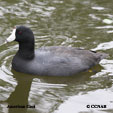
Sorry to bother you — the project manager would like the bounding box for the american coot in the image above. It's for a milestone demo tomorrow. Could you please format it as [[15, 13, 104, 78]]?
[[6, 26, 107, 76]]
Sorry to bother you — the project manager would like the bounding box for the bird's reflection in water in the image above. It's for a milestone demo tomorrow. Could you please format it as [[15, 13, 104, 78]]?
[[7, 70, 34, 113], [6, 64, 102, 113]]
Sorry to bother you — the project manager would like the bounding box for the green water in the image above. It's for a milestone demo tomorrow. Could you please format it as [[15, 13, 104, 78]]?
[[0, 0, 113, 113]]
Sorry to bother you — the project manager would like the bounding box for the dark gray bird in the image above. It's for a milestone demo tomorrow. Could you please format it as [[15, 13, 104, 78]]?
[[6, 26, 108, 76]]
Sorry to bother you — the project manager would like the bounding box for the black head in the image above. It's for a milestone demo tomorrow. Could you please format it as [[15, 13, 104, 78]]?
[[6, 26, 35, 59], [6, 26, 34, 43], [15, 26, 34, 43]]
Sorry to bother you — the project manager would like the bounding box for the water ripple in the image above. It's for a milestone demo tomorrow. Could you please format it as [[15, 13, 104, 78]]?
[[92, 41, 113, 51], [0, 0, 113, 113]]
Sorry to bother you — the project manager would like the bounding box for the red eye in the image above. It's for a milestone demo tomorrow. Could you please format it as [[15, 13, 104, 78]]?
[[18, 31, 22, 34]]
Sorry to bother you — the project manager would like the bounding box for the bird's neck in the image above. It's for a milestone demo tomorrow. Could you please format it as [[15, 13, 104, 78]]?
[[17, 42, 35, 60]]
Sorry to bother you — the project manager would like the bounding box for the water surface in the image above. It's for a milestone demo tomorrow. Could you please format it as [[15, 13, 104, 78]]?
[[0, 0, 113, 113]]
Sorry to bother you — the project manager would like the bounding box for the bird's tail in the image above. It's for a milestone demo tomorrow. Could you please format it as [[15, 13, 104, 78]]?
[[96, 52, 109, 60]]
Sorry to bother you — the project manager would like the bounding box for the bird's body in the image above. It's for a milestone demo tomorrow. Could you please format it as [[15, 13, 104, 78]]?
[[6, 26, 107, 76]]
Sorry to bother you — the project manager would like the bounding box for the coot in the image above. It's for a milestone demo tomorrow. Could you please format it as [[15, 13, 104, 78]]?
[[6, 26, 107, 76]]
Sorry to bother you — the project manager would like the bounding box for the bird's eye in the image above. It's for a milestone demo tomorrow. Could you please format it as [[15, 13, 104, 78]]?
[[18, 31, 22, 34]]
